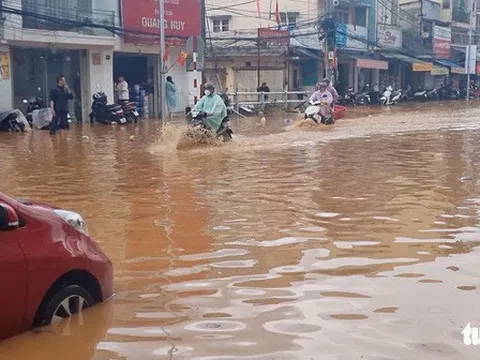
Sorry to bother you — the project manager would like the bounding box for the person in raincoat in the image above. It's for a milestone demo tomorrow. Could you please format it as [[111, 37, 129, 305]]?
[[192, 82, 227, 133], [166, 76, 177, 120]]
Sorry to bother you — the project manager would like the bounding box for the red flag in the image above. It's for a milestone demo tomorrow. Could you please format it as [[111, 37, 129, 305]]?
[[256, 0, 261, 17], [275, 0, 281, 25], [163, 46, 170, 62], [177, 51, 188, 66]]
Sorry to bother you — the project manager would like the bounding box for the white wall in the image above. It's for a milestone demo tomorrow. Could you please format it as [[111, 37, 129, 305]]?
[[0, 46, 13, 109], [206, 0, 322, 34]]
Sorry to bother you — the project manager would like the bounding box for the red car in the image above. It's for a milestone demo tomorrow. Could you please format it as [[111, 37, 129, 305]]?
[[0, 192, 113, 340]]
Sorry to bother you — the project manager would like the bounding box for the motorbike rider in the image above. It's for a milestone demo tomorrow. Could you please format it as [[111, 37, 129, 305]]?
[[322, 77, 339, 105], [309, 81, 333, 121], [192, 82, 227, 133]]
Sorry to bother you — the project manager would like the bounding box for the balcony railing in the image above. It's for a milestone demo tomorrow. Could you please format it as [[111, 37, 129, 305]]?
[[21, 1, 116, 37], [452, 8, 470, 23]]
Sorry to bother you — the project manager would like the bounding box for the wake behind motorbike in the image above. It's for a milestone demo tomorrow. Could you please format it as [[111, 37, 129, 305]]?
[[184, 110, 233, 143], [90, 92, 127, 125], [304, 100, 335, 125]]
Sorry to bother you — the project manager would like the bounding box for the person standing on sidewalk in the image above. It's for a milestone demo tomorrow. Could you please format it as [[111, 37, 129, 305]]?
[[116, 75, 130, 104], [49, 75, 73, 135]]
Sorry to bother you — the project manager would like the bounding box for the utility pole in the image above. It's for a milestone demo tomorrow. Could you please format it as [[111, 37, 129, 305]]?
[[419, 0, 424, 40], [324, 0, 332, 79], [159, 0, 166, 125], [466, 0, 476, 102]]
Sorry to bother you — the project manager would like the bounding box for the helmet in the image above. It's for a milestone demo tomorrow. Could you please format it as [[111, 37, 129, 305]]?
[[322, 78, 331, 85], [204, 82, 215, 93]]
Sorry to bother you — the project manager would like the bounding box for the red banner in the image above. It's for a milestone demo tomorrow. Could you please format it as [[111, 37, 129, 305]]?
[[122, 0, 202, 45], [258, 28, 289, 44], [433, 38, 451, 59]]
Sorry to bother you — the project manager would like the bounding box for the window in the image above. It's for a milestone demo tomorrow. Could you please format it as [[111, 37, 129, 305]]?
[[333, 9, 349, 24], [280, 13, 297, 29], [22, 0, 93, 31], [212, 18, 229, 33], [353, 6, 368, 27], [443, 0, 450, 9]]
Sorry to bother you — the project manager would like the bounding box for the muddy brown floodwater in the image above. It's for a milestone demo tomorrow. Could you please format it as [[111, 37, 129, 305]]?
[[1, 103, 480, 360]]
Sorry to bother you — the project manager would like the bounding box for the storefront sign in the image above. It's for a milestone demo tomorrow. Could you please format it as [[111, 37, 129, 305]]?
[[431, 65, 449, 75], [356, 58, 388, 70], [432, 25, 451, 59], [0, 51, 10, 80], [412, 62, 433, 72], [122, 0, 202, 45], [377, 25, 402, 49], [258, 28, 289, 45]]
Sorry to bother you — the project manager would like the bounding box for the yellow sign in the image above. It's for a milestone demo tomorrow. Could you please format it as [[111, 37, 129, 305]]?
[[412, 62, 433, 72], [0, 51, 10, 80]]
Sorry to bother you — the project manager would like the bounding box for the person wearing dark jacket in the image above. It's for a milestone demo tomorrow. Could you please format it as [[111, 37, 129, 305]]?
[[49, 75, 73, 135]]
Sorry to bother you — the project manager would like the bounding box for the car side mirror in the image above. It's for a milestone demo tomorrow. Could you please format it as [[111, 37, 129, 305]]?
[[0, 203, 20, 231]]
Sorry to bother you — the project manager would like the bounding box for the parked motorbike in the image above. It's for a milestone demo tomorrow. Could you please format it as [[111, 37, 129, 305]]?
[[304, 100, 334, 125], [0, 110, 25, 132], [355, 84, 372, 105], [120, 101, 139, 123], [90, 92, 127, 125], [402, 85, 415, 101], [414, 88, 438, 101], [438, 85, 461, 100], [380, 86, 402, 106], [184, 110, 233, 143], [338, 87, 357, 106]]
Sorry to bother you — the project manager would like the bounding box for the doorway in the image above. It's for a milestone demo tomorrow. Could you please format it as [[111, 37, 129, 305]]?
[[12, 48, 82, 121]]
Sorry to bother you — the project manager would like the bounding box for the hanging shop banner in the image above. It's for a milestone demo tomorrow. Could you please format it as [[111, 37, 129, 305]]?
[[431, 65, 449, 75], [122, 0, 202, 45], [412, 62, 433, 72], [465, 45, 477, 74], [377, 24, 402, 49], [258, 28, 289, 45], [0, 51, 10, 80], [356, 58, 388, 70], [432, 25, 451, 59]]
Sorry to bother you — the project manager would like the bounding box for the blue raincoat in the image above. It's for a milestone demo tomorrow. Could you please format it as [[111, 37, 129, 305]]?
[[166, 81, 177, 110]]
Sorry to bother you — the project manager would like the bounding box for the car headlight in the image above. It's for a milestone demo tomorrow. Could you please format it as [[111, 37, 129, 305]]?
[[53, 209, 88, 235]]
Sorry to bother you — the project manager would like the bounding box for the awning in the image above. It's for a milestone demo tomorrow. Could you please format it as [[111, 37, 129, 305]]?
[[294, 47, 323, 61], [346, 54, 388, 70], [431, 65, 449, 75], [381, 53, 433, 72], [435, 59, 465, 74]]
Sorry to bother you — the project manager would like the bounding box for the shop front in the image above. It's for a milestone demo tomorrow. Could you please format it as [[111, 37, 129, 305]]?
[[340, 53, 388, 92], [120, 0, 203, 117], [12, 47, 83, 121], [380, 53, 433, 89]]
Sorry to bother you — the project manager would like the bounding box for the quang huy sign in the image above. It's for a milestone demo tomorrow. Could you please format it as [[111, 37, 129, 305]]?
[[122, 0, 202, 45]]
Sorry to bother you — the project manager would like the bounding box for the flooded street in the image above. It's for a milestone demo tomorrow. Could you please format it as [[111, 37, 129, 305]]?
[[1, 103, 480, 359]]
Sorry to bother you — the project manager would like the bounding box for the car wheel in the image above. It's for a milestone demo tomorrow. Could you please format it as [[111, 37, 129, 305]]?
[[36, 285, 95, 327]]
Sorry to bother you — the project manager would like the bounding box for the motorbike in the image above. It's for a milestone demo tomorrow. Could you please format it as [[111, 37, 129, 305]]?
[[355, 85, 372, 105], [0, 110, 26, 132], [304, 100, 335, 125], [89, 92, 127, 125], [183, 110, 233, 143], [438, 85, 461, 100], [380, 86, 402, 106], [120, 101, 139, 123], [414, 88, 438, 101], [402, 86, 415, 101], [338, 87, 356, 106]]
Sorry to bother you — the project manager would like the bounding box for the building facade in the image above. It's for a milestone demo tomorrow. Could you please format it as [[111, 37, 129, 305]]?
[[0, 0, 203, 119]]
